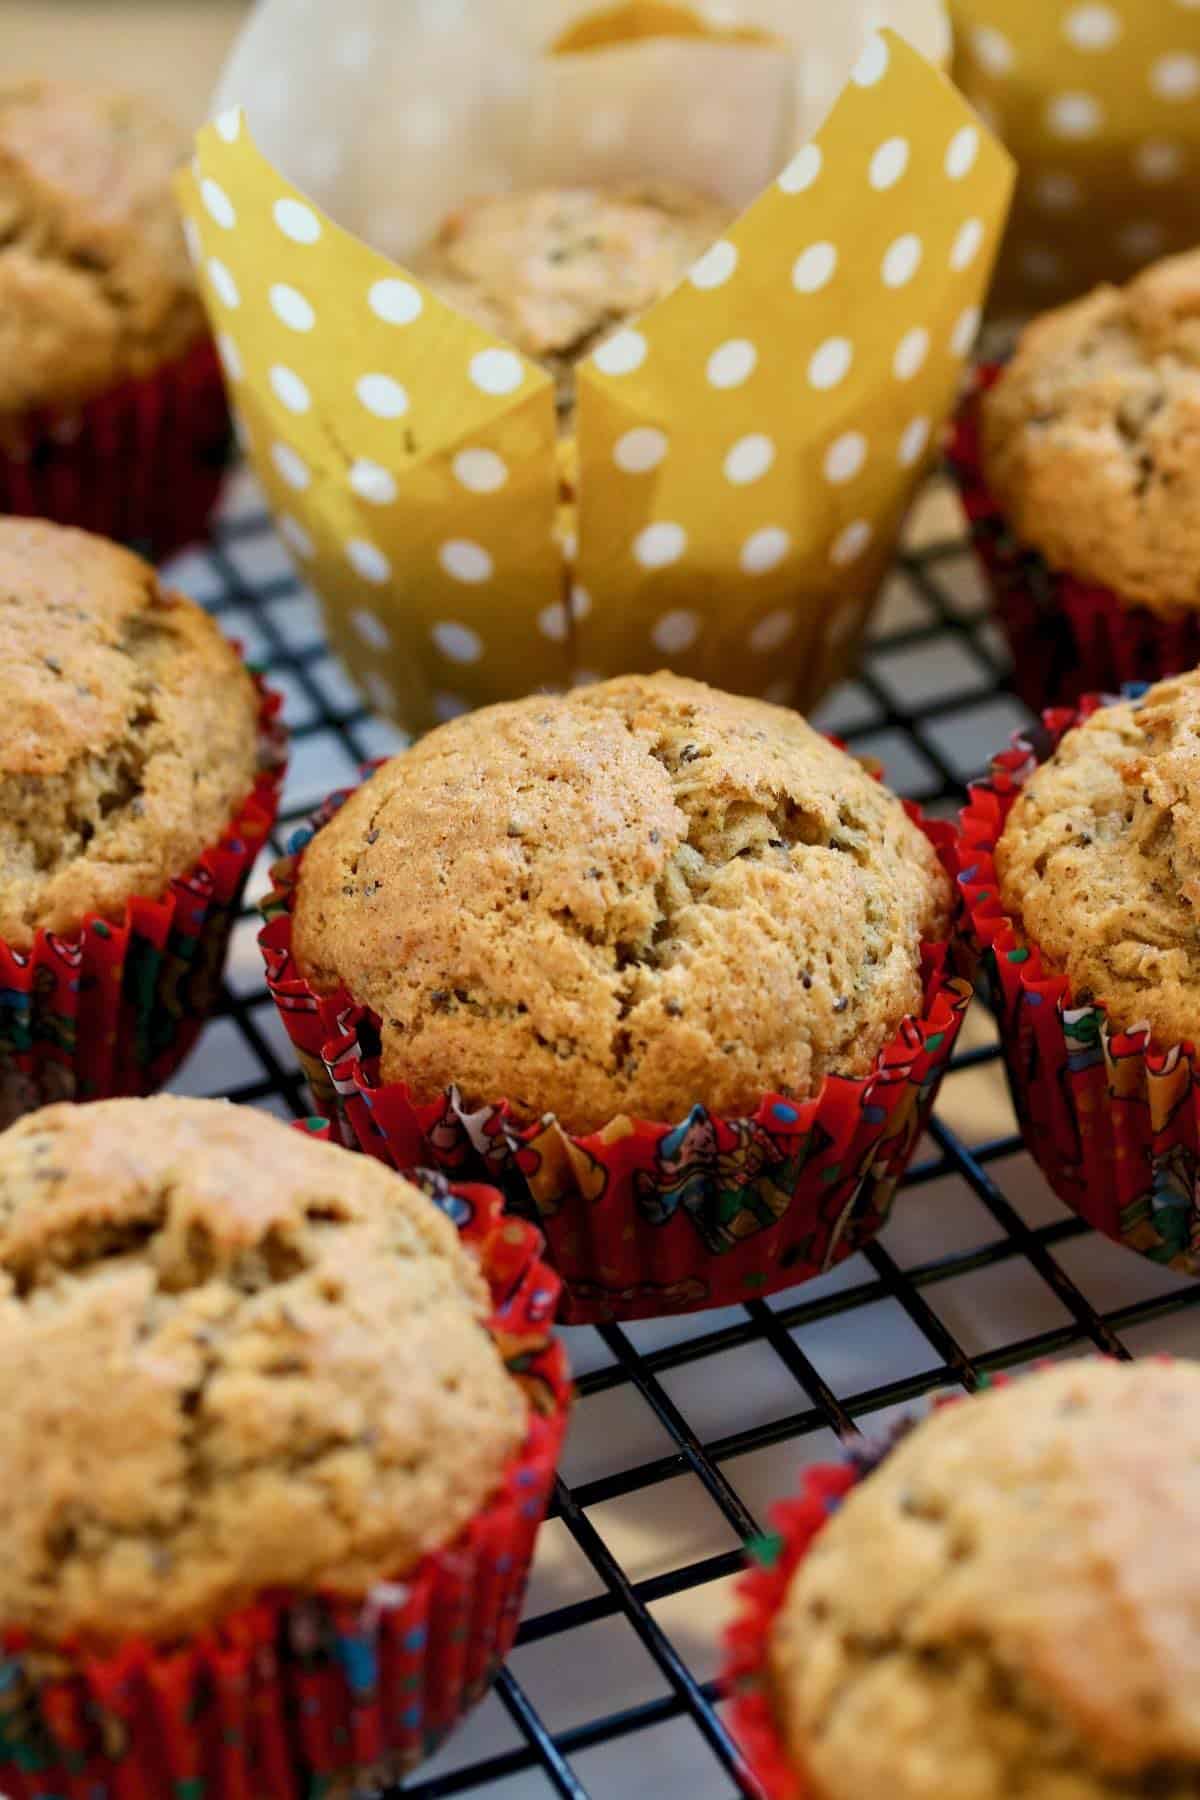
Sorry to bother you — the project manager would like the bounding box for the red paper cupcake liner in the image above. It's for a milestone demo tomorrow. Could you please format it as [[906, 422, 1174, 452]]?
[[257, 780, 971, 1326], [0, 1164, 571, 1798], [0, 677, 287, 1126], [949, 365, 1200, 713], [0, 336, 231, 558], [724, 1461, 860, 1800], [724, 1388, 993, 1800], [957, 694, 1200, 1275]]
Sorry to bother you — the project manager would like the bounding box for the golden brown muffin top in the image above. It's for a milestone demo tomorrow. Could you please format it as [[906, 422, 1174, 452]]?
[[0, 1097, 526, 1646], [0, 79, 206, 416], [996, 671, 1200, 1048], [982, 249, 1200, 615], [412, 183, 730, 417], [771, 1359, 1200, 1800], [0, 518, 260, 948], [292, 673, 950, 1133]]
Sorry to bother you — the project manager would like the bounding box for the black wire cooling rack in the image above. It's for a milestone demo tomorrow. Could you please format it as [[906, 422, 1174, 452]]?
[[161, 466, 1200, 1800]]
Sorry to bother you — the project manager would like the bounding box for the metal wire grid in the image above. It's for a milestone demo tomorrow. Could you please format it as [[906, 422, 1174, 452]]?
[[162, 469, 1200, 1800]]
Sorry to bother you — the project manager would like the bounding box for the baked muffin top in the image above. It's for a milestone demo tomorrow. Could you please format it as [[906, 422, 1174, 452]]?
[[0, 518, 260, 948], [412, 183, 730, 417], [0, 79, 205, 415], [771, 1359, 1200, 1800], [996, 670, 1200, 1047], [0, 1097, 527, 1645], [982, 249, 1200, 615], [292, 673, 950, 1133]]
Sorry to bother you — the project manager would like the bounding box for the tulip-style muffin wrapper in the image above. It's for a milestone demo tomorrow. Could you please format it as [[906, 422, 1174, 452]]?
[[0, 337, 232, 559], [958, 693, 1200, 1276], [951, 366, 1200, 713], [258, 783, 970, 1326], [180, 15, 1011, 732], [0, 1169, 570, 1800], [0, 681, 286, 1127]]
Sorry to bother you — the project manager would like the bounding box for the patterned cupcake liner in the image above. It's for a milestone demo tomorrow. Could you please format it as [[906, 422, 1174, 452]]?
[[257, 779, 971, 1326], [725, 1461, 860, 1800], [949, 366, 1200, 714], [0, 678, 287, 1127], [725, 1394, 987, 1800], [0, 1163, 571, 1799], [957, 692, 1200, 1276], [0, 337, 231, 558]]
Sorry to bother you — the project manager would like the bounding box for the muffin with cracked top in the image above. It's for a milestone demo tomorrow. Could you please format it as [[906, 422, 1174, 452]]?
[[262, 672, 968, 1323], [0, 1095, 567, 1797], [0, 516, 284, 1120], [957, 248, 1200, 708], [729, 1358, 1200, 1800], [0, 78, 229, 551]]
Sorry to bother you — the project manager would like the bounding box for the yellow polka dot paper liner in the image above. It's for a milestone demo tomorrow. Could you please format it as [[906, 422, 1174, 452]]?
[[180, 27, 1012, 731], [951, 0, 1200, 313]]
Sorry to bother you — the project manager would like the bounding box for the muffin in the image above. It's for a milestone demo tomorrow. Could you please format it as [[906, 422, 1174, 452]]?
[[954, 249, 1200, 709], [261, 673, 969, 1323], [958, 669, 1200, 1273], [731, 1358, 1200, 1800], [0, 1096, 568, 1797], [412, 182, 731, 422], [0, 79, 230, 553], [0, 517, 285, 1120]]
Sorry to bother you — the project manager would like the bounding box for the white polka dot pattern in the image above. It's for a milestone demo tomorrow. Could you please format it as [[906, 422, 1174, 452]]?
[[356, 373, 408, 419], [955, 3, 1200, 312], [369, 279, 423, 325], [349, 459, 398, 505], [614, 428, 669, 474], [180, 27, 1011, 729]]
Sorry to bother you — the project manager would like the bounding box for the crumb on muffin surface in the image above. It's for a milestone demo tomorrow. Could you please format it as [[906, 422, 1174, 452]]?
[[0, 1096, 526, 1646], [981, 249, 1200, 615], [0, 519, 261, 948], [291, 672, 950, 1133], [0, 79, 205, 417], [996, 669, 1200, 1048], [770, 1358, 1200, 1800]]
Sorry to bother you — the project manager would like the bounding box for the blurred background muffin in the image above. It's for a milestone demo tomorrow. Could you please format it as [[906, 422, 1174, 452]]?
[[0, 78, 230, 554], [955, 249, 1200, 708]]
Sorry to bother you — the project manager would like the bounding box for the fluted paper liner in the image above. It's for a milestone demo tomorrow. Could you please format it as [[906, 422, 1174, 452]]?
[[951, 0, 1200, 314], [958, 695, 1200, 1276], [0, 338, 231, 559], [178, 15, 1012, 731], [0, 1169, 571, 1799]]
